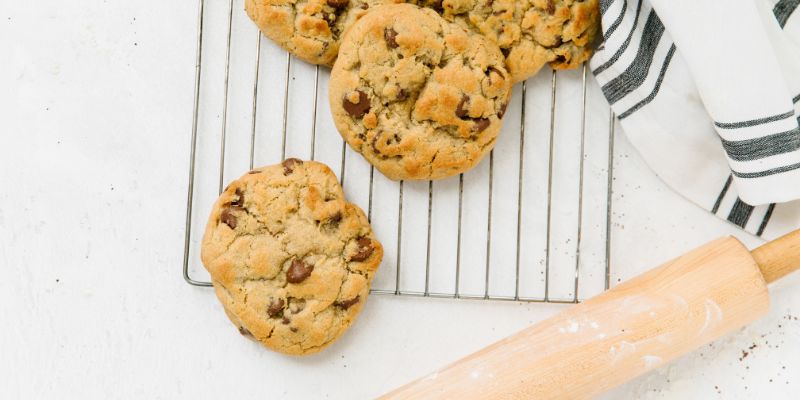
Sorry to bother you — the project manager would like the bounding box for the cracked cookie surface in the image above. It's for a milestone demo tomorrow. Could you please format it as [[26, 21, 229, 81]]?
[[329, 4, 512, 180], [201, 159, 383, 355], [245, 0, 411, 66], [246, 0, 598, 81], [438, 0, 600, 83]]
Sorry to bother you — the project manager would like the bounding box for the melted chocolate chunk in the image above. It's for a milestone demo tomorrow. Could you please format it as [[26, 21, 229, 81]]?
[[282, 158, 304, 175], [472, 118, 491, 133], [455, 95, 470, 119], [329, 212, 343, 226], [497, 102, 508, 119], [545, 0, 556, 14], [238, 326, 253, 337], [334, 295, 360, 310], [220, 206, 243, 229], [322, 12, 336, 27], [267, 298, 285, 318], [327, 0, 349, 9], [486, 66, 505, 85], [384, 27, 399, 49], [286, 259, 314, 283], [350, 237, 374, 262], [342, 90, 371, 119]]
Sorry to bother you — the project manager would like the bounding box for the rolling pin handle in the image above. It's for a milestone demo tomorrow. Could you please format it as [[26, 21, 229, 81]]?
[[752, 229, 800, 284]]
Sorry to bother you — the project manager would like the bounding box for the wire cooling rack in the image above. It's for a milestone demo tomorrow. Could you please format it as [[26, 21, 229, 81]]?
[[182, 0, 617, 303]]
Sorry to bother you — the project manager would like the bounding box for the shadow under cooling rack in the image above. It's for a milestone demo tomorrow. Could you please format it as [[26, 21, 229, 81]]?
[[182, 0, 617, 303]]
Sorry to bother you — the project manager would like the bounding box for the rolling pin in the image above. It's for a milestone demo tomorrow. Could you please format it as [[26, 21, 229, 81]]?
[[382, 229, 800, 399]]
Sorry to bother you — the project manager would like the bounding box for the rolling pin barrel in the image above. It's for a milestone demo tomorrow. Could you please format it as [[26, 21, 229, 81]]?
[[382, 237, 774, 399]]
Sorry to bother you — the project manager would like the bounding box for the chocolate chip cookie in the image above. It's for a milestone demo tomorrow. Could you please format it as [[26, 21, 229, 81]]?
[[245, 0, 405, 66], [329, 4, 512, 180], [439, 0, 601, 83], [201, 159, 383, 355]]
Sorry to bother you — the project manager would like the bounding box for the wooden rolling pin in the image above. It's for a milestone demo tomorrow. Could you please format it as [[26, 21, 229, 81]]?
[[382, 229, 800, 399]]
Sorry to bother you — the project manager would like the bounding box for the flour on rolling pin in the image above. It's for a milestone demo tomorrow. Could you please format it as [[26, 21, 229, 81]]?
[[382, 237, 773, 399]]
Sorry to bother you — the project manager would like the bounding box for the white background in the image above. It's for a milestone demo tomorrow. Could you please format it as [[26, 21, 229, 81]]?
[[1, 1, 798, 399]]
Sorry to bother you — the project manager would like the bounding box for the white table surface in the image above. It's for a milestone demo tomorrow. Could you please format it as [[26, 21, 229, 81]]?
[[2, 1, 798, 399]]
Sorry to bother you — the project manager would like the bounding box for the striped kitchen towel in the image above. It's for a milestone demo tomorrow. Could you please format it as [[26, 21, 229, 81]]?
[[591, 0, 800, 240]]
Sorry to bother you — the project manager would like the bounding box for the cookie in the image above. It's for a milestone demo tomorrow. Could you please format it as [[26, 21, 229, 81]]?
[[201, 159, 383, 355], [245, 0, 405, 66], [329, 4, 512, 180], [438, 0, 601, 83]]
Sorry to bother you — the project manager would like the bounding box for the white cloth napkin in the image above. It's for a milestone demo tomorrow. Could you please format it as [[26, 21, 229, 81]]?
[[590, 0, 800, 240]]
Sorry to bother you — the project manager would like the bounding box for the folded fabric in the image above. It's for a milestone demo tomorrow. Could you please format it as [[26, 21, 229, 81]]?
[[591, 0, 800, 240]]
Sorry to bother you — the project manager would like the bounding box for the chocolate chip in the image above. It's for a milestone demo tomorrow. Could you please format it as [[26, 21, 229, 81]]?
[[395, 89, 408, 102], [327, 0, 349, 9], [322, 12, 336, 27], [247, 170, 261, 174], [553, 54, 567, 64], [360, 3, 368, 9], [342, 90, 370, 119], [334, 295, 360, 310], [282, 317, 290, 325], [220, 206, 242, 229], [384, 27, 399, 49], [267, 298, 285, 318], [290, 327, 298, 332], [455, 95, 470, 119], [497, 102, 508, 119], [328, 212, 343, 226], [350, 237, 374, 262], [546, 0, 555, 14], [287, 259, 314, 283], [473, 118, 491, 133], [282, 158, 303, 175], [238, 326, 253, 337], [486, 66, 505, 84]]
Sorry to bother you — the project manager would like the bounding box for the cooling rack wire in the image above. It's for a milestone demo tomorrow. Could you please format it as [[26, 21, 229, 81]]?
[[183, 0, 617, 303]]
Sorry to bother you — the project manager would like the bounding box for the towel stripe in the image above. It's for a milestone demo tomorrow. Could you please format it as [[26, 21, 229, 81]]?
[[721, 127, 800, 161], [593, 0, 645, 75], [711, 175, 733, 214], [794, 93, 800, 103], [774, 0, 800, 28], [732, 161, 800, 178], [756, 204, 776, 236], [618, 44, 676, 119], [604, 0, 628, 39], [602, 11, 665, 104], [714, 110, 796, 129], [600, 0, 615, 16], [727, 198, 755, 228]]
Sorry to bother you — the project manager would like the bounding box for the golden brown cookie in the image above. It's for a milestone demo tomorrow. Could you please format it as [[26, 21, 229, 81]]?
[[438, 0, 601, 83], [245, 0, 408, 66], [329, 4, 512, 180], [246, 0, 599, 81], [201, 159, 383, 355]]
